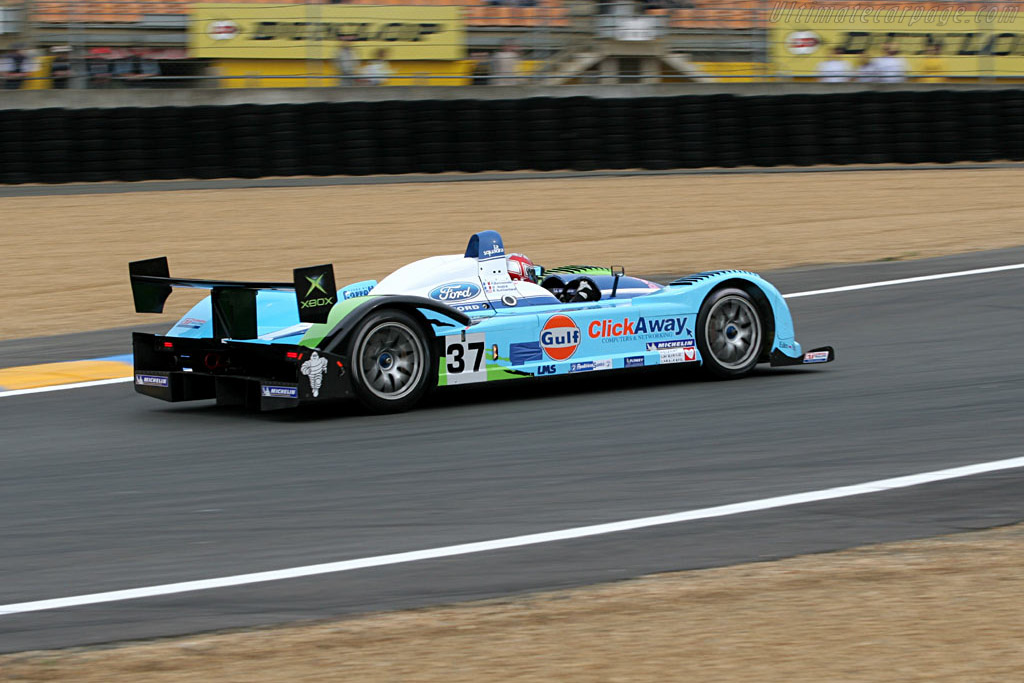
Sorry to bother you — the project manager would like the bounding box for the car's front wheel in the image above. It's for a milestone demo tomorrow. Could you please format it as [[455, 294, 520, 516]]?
[[696, 287, 763, 379], [349, 309, 434, 412]]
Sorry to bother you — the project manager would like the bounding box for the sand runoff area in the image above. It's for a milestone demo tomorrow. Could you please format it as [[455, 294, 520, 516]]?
[[1, 167, 1023, 680]]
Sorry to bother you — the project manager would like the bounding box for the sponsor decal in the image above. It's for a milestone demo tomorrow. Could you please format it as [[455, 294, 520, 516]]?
[[645, 338, 695, 351], [803, 350, 830, 363], [784, 30, 821, 55], [588, 316, 692, 343], [452, 302, 490, 313], [570, 359, 613, 373], [207, 19, 239, 40], [540, 315, 581, 361], [491, 344, 499, 361], [343, 286, 373, 300], [299, 273, 335, 310], [659, 347, 697, 364], [624, 356, 646, 368], [300, 351, 329, 397], [778, 340, 796, 351], [537, 364, 557, 375], [135, 374, 168, 387], [510, 341, 543, 365], [481, 244, 505, 258], [261, 385, 298, 399], [174, 317, 206, 329], [429, 282, 481, 303]]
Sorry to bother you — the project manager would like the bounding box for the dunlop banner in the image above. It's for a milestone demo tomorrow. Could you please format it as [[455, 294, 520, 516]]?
[[189, 3, 465, 61], [769, 2, 1024, 77]]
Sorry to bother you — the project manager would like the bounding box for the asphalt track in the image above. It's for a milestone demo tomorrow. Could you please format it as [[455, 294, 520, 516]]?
[[1, 247, 1023, 653]]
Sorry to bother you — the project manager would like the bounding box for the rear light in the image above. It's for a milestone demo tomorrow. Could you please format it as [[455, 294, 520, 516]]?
[[286, 351, 304, 360], [162, 341, 174, 349]]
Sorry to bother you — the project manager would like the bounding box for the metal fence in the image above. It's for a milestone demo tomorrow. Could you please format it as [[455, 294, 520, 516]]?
[[2, 0, 1024, 88]]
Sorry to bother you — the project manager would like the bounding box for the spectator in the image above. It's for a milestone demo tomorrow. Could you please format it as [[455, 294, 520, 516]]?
[[871, 43, 908, 83], [86, 55, 113, 88], [491, 42, 521, 85], [335, 33, 358, 86], [470, 50, 491, 85], [918, 44, 946, 83], [2, 47, 33, 90], [49, 46, 72, 89], [113, 51, 160, 88], [359, 48, 392, 86], [816, 46, 852, 83], [854, 53, 878, 82]]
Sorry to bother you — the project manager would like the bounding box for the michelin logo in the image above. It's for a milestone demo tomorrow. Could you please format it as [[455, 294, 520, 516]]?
[[300, 351, 329, 397], [134, 374, 168, 387], [645, 338, 695, 351], [261, 385, 298, 399]]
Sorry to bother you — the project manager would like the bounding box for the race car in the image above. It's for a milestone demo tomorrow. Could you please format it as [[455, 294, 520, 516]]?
[[129, 230, 833, 413]]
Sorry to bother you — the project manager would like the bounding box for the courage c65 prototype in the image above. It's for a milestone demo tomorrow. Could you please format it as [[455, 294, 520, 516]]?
[[129, 230, 833, 413]]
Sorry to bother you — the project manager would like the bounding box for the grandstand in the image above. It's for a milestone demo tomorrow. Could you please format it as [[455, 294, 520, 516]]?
[[12, 0, 1024, 85], [28, 0, 766, 29]]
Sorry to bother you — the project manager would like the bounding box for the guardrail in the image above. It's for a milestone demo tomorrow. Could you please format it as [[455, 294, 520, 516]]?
[[0, 88, 1021, 184]]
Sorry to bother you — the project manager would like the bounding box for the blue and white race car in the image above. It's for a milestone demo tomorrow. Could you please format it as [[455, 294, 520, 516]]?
[[129, 230, 833, 412]]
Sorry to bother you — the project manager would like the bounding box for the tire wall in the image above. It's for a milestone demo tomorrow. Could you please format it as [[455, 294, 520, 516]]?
[[1, 90, 1022, 184]]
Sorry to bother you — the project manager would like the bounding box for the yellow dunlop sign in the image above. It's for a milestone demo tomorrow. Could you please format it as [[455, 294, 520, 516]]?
[[189, 4, 465, 61], [769, 2, 1024, 77]]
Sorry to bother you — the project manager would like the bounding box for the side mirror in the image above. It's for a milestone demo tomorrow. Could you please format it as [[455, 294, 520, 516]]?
[[528, 265, 544, 282]]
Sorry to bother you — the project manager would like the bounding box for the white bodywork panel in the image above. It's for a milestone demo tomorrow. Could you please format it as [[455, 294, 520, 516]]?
[[371, 254, 558, 314]]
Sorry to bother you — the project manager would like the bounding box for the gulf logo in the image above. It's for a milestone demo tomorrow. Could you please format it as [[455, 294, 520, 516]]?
[[540, 315, 580, 361]]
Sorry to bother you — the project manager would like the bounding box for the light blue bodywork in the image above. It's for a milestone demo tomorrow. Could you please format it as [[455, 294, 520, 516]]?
[[161, 230, 805, 389], [432, 269, 801, 385]]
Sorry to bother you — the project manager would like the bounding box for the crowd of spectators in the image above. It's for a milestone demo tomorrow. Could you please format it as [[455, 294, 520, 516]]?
[[1, 46, 36, 90], [816, 43, 943, 83]]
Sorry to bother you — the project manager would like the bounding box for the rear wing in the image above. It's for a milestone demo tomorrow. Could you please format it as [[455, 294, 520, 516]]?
[[129, 257, 337, 339]]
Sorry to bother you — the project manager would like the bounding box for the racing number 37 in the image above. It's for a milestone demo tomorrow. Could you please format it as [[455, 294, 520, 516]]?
[[444, 332, 487, 385]]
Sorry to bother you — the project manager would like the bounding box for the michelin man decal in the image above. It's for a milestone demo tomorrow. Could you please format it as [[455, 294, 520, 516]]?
[[300, 351, 329, 397]]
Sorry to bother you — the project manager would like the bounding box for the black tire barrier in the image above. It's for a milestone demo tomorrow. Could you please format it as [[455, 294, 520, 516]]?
[[1, 89, 1023, 184]]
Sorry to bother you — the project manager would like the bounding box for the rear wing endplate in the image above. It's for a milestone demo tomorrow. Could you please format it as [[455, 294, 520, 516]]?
[[129, 257, 337, 339]]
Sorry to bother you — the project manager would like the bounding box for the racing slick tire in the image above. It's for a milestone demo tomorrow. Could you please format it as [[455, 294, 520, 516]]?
[[348, 309, 435, 413], [696, 287, 764, 379]]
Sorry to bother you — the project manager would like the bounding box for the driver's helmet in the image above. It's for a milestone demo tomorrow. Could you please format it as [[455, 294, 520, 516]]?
[[507, 253, 539, 284]]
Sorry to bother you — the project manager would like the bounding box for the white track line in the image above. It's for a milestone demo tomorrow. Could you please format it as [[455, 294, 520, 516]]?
[[3, 454, 1023, 616], [0, 376, 132, 398], [783, 262, 1024, 298]]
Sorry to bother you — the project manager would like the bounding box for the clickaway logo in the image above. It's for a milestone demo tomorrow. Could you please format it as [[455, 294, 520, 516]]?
[[429, 282, 481, 302], [588, 316, 691, 340], [540, 315, 580, 361]]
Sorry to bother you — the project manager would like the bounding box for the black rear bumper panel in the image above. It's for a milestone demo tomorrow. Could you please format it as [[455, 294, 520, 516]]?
[[132, 332, 352, 411]]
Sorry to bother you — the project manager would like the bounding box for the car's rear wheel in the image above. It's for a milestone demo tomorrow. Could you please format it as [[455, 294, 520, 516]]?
[[696, 287, 763, 378], [349, 309, 433, 412]]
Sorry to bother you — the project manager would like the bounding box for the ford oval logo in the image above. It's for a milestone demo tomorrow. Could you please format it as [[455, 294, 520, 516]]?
[[429, 282, 481, 302]]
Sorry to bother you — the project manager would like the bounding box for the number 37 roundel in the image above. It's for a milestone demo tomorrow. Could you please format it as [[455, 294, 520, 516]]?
[[444, 332, 487, 385]]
